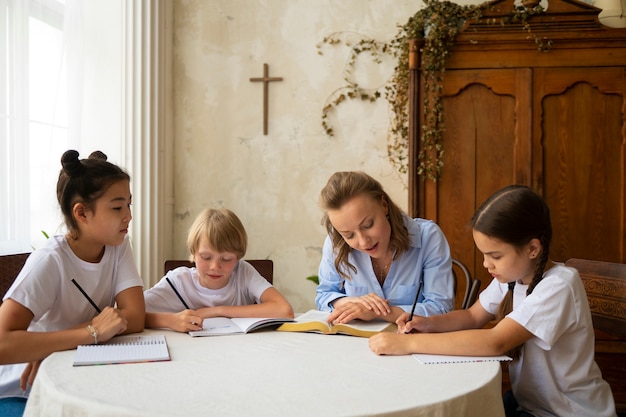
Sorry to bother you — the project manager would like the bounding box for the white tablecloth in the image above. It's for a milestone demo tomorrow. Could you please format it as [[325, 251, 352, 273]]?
[[23, 329, 505, 417]]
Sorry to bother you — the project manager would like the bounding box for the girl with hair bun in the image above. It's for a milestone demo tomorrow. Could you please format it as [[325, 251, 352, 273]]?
[[368, 185, 616, 417], [0, 150, 145, 408]]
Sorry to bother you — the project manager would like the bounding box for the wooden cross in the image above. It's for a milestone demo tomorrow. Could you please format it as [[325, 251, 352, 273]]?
[[250, 63, 283, 135]]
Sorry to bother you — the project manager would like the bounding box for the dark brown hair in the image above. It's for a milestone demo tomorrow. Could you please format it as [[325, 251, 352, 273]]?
[[470, 185, 552, 355], [319, 171, 410, 280], [57, 150, 130, 238]]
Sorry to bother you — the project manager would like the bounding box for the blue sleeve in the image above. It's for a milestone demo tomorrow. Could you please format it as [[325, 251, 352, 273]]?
[[409, 221, 455, 316], [315, 236, 346, 311]]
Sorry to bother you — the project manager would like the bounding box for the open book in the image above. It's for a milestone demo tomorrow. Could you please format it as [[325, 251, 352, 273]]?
[[413, 353, 512, 364], [276, 309, 394, 338], [189, 317, 294, 337], [73, 334, 170, 366]]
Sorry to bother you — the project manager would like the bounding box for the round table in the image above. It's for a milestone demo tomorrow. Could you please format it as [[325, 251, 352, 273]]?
[[23, 329, 505, 417]]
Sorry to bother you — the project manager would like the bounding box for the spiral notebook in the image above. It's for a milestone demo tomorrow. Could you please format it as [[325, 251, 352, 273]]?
[[73, 334, 170, 366], [413, 353, 512, 364]]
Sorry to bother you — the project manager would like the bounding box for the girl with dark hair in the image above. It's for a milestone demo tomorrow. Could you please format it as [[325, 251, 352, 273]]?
[[369, 185, 616, 417], [316, 171, 455, 325], [0, 150, 145, 407]]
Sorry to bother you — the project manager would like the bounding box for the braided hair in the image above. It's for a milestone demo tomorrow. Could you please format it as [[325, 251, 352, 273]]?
[[470, 185, 552, 355], [57, 150, 130, 238]]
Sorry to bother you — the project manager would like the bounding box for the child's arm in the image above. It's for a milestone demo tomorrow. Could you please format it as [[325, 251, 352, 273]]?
[[0, 299, 127, 364], [114, 286, 146, 334], [369, 306, 533, 356], [397, 301, 493, 334], [196, 287, 294, 319], [145, 310, 203, 333]]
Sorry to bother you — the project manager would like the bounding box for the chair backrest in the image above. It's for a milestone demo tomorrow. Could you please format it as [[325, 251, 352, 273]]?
[[0, 252, 31, 304], [163, 259, 273, 284], [464, 278, 482, 310], [565, 257, 626, 413], [452, 258, 479, 309], [566, 258, 626, 338]]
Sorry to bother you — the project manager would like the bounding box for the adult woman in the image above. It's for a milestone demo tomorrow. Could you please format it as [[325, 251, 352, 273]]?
[[315, 171, 454, 325]]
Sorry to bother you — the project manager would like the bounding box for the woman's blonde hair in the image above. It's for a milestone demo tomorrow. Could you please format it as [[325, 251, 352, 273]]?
[[319, 171, 410, 280], [186, 208, 248, 260]]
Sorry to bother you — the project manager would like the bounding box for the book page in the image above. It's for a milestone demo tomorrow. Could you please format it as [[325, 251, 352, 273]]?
[[412, 353, 512, 364], [189, 317, 244, 336], [73, 334, 170, 366], [230, 317, 294, 332], [331, 320, 393, 337], [277, 310, 393, 337]]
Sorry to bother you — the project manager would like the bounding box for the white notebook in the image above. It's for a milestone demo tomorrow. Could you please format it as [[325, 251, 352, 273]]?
[[413, 353, 512, 364], [73, 334, 170, 366]]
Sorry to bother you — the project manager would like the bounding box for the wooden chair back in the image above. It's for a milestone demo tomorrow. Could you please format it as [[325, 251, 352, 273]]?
[[452, 258, 481, 309], [163, 259, 273, 284], [0, 252, 31, 304], [565, 258, 626, 414]]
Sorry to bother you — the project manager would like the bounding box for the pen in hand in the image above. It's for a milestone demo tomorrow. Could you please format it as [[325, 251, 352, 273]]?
[[405, 279, 423, 333], [166, 277, 190, 310], [71, 279, 102, 313]]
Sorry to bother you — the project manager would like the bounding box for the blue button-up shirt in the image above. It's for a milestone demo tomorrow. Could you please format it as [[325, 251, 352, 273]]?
[[315, 215, 454, 317]]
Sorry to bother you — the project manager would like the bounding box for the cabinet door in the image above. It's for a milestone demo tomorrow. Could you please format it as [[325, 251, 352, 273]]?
[[422, 68, 533, 287], [533, 67, 626, 263]]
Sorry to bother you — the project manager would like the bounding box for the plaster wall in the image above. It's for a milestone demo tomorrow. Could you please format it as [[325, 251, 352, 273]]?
[[171, 0, 476, 313]]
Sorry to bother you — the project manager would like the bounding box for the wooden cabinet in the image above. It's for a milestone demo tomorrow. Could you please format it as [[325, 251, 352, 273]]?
[[408, 0, 626, 288]]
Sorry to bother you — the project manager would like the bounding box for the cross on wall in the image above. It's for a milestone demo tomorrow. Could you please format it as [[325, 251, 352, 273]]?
[[249, 63, 283, 135]]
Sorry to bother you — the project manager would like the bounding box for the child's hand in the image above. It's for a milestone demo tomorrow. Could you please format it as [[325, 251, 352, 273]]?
[[368, 332, 415, 356], [395, 312, 411, 333], [396, 314, 428, 334], [171, 310, 203, 333], [91, 306, 128, 342]]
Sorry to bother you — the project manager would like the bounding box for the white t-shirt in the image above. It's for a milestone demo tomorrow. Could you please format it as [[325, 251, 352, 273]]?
[[0, 235, 143, 397], [144, 260, 272, 312], [479, 263, 616, 417]]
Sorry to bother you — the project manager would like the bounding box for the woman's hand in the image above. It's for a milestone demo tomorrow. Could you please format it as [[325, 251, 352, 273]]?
[[353, 293, 391, 316], [328, 295, 390, 324]]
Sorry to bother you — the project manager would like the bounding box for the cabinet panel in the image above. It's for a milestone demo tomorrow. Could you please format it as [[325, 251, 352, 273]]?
[[424, 69, 530, 284], [535, 68, 626, 262]]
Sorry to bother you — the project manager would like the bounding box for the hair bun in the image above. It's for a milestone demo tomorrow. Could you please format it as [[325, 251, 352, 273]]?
[[88, 151, 108, 161], [61, 150, 83, 176]]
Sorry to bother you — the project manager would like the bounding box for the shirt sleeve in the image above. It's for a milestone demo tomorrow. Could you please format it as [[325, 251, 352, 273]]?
[[507, 271, 579, 350], [315, 236, 346, 311], [144, 269, 190, 313], [113, 237, 144, 295], [403, 220, 455, 316]]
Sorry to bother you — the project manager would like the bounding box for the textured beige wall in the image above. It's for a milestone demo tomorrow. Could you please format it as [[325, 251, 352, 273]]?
[[171, 0, 426, 313]]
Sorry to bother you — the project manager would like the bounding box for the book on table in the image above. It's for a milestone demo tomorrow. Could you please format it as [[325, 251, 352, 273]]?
[[276, 309, 394, 338], [412, 353, 513, 364], [73, 334, 170, 366], [188, 316, 295, 337]]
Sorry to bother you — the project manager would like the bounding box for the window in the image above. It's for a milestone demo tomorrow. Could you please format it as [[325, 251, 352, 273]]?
[[1, 0, 67, 254]]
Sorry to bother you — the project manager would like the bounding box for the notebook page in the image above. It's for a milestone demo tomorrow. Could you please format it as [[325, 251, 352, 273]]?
[[412, 353, 512, 364], [74, 334, 170, 366]]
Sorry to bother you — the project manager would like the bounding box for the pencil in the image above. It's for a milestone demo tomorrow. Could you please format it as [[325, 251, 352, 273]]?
[[166, 277, 190, 309], [407, 279, 423, 322], [71, 279, 102, 313]]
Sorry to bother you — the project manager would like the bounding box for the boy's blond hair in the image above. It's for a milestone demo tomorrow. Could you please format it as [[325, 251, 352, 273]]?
[[186, 208, 248, 260]]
